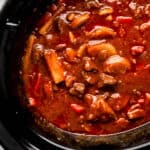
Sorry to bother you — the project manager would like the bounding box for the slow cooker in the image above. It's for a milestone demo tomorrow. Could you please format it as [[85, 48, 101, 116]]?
[[0, 0, 150, 149]]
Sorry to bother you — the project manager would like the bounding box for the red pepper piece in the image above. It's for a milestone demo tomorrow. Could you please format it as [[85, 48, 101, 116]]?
[[71, 104, 85, 113], [136, 63, 145, 71], [131, 46, 144, 55], [116, 16, 133, 24], [43, 81, 53, 98], [34, 73, 41, 94]]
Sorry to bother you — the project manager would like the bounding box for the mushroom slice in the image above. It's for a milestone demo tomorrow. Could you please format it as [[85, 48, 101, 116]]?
[[86, 0, 102, 9], [67, 13, 76, 21], [39, 4, 66, 35], [86, 26, 116, 39], [71, 13, 90, 29], [98, 6, 114, 16], [103, 55, 131, 74], [88, 43, 117, 60]]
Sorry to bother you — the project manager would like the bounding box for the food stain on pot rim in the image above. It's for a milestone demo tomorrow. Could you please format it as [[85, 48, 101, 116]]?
[[21, 0, 150, 136]]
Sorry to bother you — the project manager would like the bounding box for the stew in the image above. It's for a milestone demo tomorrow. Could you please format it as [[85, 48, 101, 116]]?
[[21, 0, 150, 135]]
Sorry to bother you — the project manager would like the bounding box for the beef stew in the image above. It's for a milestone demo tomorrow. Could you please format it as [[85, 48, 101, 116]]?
[[21, 0, 150, 135]]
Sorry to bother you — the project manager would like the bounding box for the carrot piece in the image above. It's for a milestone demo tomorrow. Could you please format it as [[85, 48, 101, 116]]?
[[77, 44, 87, 58], [44, 50, 65, 84], [39, 4, 65, 35], [69, 31, 76, 43], [39, 17, 53, 35], [23, 34, 36, 73], [22, 34, 36, 94], [71, 104, 85, 113]]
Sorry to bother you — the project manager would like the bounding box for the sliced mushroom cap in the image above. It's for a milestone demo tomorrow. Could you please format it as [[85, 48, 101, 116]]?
[[86, 26, 116, 39], [98, 6, 114, 16], [70, 13, 90, 29], [67, 13, 76, 21], [88, 43, 117, 60], [39, 4, 66, 35], [103, 55, 131, 74], [86, 0, 102, 9]]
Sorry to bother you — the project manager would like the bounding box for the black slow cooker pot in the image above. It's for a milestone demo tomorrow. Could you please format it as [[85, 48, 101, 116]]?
[[0, 0, 150, 149]]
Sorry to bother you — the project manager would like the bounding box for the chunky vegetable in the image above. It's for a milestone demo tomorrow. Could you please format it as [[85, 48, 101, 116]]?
[[44, 50, 65, 84], [103, 55, 131, 74], [70, 13, 90, 29], [88, 43, 117, 60], [86, 26, 116, 39]]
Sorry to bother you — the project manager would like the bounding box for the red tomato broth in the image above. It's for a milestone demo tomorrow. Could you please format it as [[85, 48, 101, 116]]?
[[22, 0, 150, 135]]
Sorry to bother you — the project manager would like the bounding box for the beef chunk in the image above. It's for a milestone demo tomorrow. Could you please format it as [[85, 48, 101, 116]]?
[[69, 83, 85, 98]]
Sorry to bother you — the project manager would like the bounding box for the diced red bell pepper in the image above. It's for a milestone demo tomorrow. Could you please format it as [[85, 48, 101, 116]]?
[[116, 16, 133, 24], [131, 46, 145, 55], [70, 104, 85, 113]]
